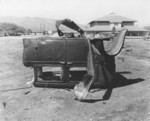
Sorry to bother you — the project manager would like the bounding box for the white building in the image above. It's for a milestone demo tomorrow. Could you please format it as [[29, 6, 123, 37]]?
[[86, 13, 148, 37]]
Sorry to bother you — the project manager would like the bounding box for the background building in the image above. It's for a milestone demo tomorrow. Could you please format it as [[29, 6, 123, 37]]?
[[86, 13, 148, 38]]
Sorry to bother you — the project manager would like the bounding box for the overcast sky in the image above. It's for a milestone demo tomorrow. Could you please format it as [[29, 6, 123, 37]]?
[[0, 0, 150, 27]]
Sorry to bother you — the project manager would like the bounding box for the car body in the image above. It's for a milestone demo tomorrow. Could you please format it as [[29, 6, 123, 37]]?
[[23, 37, 89, 67], [22, 19, 127, 88]]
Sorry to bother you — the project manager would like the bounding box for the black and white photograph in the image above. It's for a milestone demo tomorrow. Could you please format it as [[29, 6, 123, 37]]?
[[0, 0, 150, 121]]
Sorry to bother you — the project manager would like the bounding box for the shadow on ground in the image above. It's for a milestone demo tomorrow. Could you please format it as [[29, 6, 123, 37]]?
[[70, 71, 144, 89], [113, 72, 144, 88], [34, 71, 144, 89], [33, 70, 144, 103], [77, 71, 144, 103]]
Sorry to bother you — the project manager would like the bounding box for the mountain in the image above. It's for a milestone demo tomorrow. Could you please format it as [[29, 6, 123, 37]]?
[[0, 17, 87, 33], [0, 16, 56, 32]]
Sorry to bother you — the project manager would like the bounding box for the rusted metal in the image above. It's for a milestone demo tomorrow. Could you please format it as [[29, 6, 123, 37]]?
[[22, 19, 127, 90], [23, 37, 89, 67]]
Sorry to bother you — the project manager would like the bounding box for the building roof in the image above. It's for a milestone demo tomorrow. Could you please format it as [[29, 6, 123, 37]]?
[[89, 13, 137, 24]]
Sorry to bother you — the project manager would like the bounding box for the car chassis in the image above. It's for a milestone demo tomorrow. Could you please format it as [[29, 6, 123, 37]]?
[[22, 19, 127, 88]]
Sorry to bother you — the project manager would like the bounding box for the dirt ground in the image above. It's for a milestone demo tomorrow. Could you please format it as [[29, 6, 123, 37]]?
[[0, 36, 150, 121]]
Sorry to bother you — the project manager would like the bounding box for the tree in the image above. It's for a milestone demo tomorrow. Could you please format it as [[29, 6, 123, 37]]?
[[26, 29, 32, 34], [0, 22, 26, 36]]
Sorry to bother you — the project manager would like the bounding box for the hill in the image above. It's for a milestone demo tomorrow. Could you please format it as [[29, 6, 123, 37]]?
[[0, 17, 87, 33], [0, 16, 56, 32]]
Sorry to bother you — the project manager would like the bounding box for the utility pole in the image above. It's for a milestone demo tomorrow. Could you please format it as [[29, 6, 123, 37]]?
[[40, 24, 42, 32]]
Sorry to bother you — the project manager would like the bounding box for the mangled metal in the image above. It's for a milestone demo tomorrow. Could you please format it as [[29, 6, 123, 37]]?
[[22, 19, 127, 101], [23, 37, 88, 67]]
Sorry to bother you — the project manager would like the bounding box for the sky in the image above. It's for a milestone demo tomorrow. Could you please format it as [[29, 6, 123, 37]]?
[[0, 0, 150, 27]]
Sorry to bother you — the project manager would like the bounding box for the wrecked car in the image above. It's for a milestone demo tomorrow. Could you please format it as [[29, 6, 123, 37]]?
[[22, 19, 127, 100]]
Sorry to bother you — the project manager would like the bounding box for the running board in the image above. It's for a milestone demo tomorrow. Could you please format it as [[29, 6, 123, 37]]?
[[34, 81, 106, 89]]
